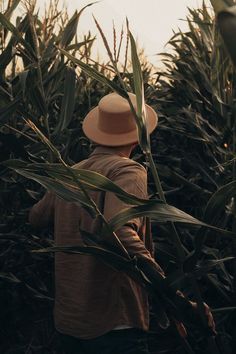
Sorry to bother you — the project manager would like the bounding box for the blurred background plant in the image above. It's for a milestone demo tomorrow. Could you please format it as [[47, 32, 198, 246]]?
[[1, 0, 236, 353]]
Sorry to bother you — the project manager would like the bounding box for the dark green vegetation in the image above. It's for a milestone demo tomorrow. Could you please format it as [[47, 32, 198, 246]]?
[[0, 0, 236, 353]]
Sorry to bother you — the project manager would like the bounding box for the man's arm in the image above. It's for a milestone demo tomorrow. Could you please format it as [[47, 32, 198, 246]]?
[[29, 191, 55, 228], [104, 162, 165, 276]]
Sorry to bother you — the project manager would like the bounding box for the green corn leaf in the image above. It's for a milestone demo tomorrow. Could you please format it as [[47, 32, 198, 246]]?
[[0, 13, 36, 60], [59, 11, 80, 48], [0, 272, 21, 284], [3, 159, 203, 229], [129, 31, 150, 153], [0, 97, 21, 123], [108, 202, 207, 232], [107, 202, 235, 237], [24, 14, 39, 60], [0, 0, 21, 40], [58, 48, 128, 98], [204, 181, 236, 223], [3, 0, 21, 20], [59, 3, 96, 48], [80, 228, 131, 260], [0, 14, 31, 74], [191, 180, 236, 268], [14, 169, 97, 217], [56, 67, 76, 132], [4, 159, 235, 237], [0, 37, 16, 73], [193, 257, 234, 278], [47, 168, 147, 206], [3, 159, 149, 206], [26, 84, 48, 118], [18, 70, 29, 100], [212, 307, 236, 313], [26, 120, 61, 158], [66, 38, 95, 51]]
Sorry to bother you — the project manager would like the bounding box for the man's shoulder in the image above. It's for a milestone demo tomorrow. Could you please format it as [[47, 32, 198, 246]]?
[[107, 156, 147, 179], [117, 156, 146, 171], [74, 154, 145, 170], [73, 154, 146, 181]]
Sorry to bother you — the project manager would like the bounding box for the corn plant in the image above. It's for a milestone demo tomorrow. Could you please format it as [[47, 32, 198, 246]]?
[[1, 1, 236, 354], [149, 2, 236, 353]]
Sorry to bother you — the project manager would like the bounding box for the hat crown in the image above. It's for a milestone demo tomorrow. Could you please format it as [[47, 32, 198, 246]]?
[[99, 92, 136, 113], [97, 93, 137, 134], [82, 92, 158, 146]]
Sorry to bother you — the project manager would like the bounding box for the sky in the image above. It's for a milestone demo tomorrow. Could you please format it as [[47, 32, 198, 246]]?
[[33, 0, 211, 66]]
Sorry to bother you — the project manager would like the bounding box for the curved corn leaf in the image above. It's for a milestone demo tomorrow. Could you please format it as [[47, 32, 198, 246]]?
[[107, 203, 235, 237], [3, 159, 149, 206], [48, 169, 147, 206], [108, 202, 207, 231], [4, 159, 235, 237], [15, 169, 97, 217]]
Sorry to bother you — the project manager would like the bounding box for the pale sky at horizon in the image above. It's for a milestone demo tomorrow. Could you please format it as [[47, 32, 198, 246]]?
[[23, 0, 211, 67]]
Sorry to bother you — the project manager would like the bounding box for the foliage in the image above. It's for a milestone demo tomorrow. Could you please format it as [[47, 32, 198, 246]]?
[[0, 1, 236, 354], [148, 2, 236, 353], [0, 1, 107, 353]]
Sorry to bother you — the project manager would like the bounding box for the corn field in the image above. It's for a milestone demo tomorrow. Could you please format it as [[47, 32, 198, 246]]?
[[0, 0, 236, 353]]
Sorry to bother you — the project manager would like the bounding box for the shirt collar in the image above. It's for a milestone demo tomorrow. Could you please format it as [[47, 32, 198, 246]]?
[[90, 146, 128, 158]]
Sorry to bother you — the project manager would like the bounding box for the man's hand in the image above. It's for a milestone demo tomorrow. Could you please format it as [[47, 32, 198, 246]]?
[[190, 301, 217, 335], [175, 300, 216, 338]]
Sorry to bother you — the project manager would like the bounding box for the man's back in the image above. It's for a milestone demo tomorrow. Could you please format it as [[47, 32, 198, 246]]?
[[30, 146, 153, 339]]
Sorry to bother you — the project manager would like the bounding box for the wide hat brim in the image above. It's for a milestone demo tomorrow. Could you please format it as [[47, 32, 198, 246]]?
[[83, 104, 158, 147]]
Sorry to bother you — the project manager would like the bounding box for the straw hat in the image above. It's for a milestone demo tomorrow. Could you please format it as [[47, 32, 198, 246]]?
[[82, 92, 158, 146]]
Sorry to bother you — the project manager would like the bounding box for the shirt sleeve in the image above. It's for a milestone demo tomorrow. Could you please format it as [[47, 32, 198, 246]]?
[[29, 191, 55, 228], [103, 162, 154, 259]]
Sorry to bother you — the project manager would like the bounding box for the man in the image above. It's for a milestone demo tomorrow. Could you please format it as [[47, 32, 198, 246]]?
[[29, 93, 214, 354]]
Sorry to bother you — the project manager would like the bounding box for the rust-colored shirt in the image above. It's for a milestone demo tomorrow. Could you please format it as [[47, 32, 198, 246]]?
[[29, 146, 156, 339]]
